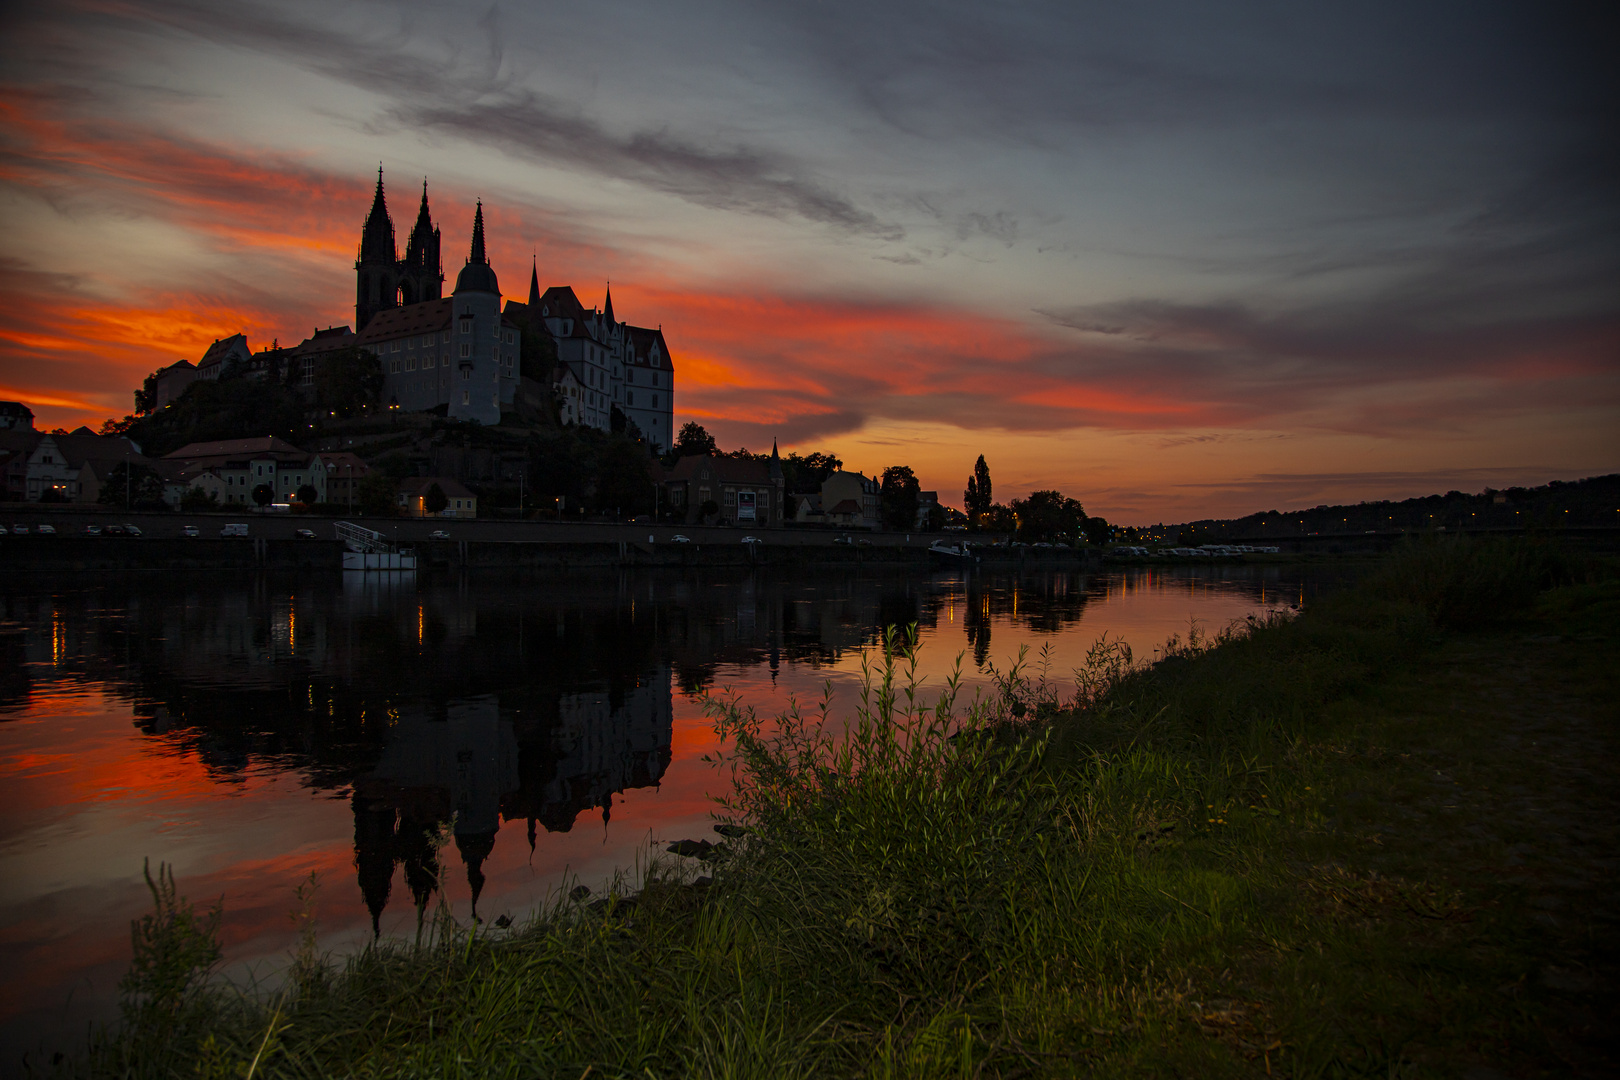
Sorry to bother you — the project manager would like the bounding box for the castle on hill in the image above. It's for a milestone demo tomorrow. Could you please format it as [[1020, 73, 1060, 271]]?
[[178, 169, 677, 449]]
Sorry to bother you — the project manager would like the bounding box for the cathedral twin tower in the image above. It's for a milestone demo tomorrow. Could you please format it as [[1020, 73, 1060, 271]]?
[[355, 167, 445, 333]]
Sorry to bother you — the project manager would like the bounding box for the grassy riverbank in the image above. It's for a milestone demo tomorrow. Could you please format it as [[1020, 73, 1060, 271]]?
[[79, 539, 1617, 1078]]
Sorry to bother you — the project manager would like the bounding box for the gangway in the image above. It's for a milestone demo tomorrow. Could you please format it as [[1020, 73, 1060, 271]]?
[[335, 521, 416, 570]]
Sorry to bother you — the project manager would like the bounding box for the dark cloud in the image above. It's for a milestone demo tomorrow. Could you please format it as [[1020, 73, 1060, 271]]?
[[53, 0, 902, 239]]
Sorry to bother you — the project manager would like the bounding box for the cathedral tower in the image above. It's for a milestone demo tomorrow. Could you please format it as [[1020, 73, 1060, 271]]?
[[354, 167, 398, 332], [399, 180, 443, 307]]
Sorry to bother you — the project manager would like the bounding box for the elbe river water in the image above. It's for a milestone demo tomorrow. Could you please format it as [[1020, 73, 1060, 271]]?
[[0, 562, 1346, 1064]]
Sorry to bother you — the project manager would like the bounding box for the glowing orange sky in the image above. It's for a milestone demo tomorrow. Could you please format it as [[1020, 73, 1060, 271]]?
[[2, 0, 1614, 520]]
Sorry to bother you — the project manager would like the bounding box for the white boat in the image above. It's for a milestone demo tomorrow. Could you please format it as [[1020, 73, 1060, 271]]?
[[927, 540, 979, 564]]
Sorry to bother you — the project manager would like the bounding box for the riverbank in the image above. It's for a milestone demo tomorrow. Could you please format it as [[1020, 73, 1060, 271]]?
[[74, 538, 1617, 1078]]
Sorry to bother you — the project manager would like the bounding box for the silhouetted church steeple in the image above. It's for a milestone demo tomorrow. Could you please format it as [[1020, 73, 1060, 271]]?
[[527, 258, 541, 310], [399, 179, 443, 307], [603, 282, 614, 325], [354, 166, 400, 332]]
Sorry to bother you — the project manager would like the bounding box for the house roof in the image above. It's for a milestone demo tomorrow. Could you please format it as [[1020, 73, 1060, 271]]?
[[0, 400, 34, 420], [665, 453, 772, 486], [165, 436, 305, 460], [290, 326, 356, 356], [196, 334, 250, 369], [315, 451, 370, 472], [37, 433, 144, 468], [397, 476, 475, 499], [625, 325, 674, 372], [355, 298, 453, 345], [827, 499, 861, 515]]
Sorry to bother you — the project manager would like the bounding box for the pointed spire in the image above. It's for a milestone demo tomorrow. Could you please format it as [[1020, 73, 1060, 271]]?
[[603, 281, 615, 324], [359, 164, 396, 264], [528, 257, 540, 309], [468, 200, 487, 264]]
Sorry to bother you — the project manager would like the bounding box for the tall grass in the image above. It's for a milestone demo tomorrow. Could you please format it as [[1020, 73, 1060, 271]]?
[[70, 540, 1595, 1078]]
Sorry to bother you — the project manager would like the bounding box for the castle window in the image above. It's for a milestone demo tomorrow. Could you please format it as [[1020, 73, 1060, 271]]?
[[390, 360, 401, 373], [462, 391, 469, 404], [626, 391, 634, 406], [652, 394, 658, 406], [459, 343, 470, 358], [405, 357, 415, 371], [406, 338, 414, 349], [441, 332, 449, 343], [390, 341, 400, 352], [423, 355, 434, 369], [504, 331, 513, 344], [459, 317, 473, 335], [462, 368, 470, 380]]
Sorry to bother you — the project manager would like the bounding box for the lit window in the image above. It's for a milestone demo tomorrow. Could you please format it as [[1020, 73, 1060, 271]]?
[[462, 391, 469, 404]]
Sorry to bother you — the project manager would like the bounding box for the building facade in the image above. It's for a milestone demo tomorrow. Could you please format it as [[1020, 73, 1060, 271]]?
[[356, 202, 518, 426]]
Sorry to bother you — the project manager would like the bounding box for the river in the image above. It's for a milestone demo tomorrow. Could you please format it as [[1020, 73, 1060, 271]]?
[[0, 562, 1343, 1064]]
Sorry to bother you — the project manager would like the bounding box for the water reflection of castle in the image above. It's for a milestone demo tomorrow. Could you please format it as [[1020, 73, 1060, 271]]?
[[351, 671, 672, 930]]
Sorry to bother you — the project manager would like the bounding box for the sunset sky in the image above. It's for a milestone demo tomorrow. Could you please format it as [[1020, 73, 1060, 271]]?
[[1, 0, 1615, 521]]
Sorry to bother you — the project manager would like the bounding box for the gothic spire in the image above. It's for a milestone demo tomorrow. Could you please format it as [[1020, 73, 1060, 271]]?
[[358, 164, 396, 265], [528, 257, 541, 309], [468, 200, 487, 264], [603, 282, 614, 324]]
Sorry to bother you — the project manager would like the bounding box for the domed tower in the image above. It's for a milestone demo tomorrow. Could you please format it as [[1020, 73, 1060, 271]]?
[[354, 167, 398, 332], [449, 201, 511, 425], [399, 180, 443, 307]]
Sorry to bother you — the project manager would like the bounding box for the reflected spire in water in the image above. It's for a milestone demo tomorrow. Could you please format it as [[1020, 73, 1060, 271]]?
[[455, 830, 496, 920]]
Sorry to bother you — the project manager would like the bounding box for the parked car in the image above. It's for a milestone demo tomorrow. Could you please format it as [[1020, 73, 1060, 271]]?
[[741, 536, 761, 544], [428, 530, 450, 540], [670, 534, 691, 544], [833, 535, 853, 545], [36, 524, 56, 535], [83, 524, 102, 536], [122, 524, 142, 537], [0, 525, 8, 535], [220, 523, 249, 538], [103, 524, 127, 536], [11, 524, 27, 535], [294, 528, 317, 539], [181, 526, 200, 537]]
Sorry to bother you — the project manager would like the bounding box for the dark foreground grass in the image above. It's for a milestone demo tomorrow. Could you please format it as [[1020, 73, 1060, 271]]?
[[70, 537, 1618, 1078]]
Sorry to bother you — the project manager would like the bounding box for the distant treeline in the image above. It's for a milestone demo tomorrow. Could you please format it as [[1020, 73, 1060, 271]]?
[[1149, 474, 1620, 544]]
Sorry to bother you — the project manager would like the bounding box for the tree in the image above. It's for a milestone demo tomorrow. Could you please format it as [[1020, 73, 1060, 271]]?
[[698, 499, 719, 521], [315, 346, 384, 419], [133, 368, 162, 415], [672, 421, 717, 458], [98, 462, 166, 510], [880, 465, 921, 531], [296, 484, 319, 506], [983, 502, 1017, 534], [180, 487, 219, 512], [1011, 490, 1086, 543], [594, 437, 654, 517], [423, 482, 449, 516], [964, 455, 992, 527], [783, 451, 842, 494], [1083, 515, 1112, 546], [356, 472, 399, 517], [251, 483, 274, 508]]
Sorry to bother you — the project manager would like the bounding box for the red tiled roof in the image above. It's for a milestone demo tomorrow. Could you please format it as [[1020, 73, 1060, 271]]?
[[665, 454, 771, 485], [165, 436, 305, 460], [355, 298, 453, 344], [828, 499, 861, 515]]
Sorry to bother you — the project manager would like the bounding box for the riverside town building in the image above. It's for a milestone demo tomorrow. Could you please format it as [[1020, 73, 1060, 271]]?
[[341, 169, 678, 445]]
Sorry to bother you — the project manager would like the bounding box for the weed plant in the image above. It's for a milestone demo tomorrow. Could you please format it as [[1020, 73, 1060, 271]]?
[[69, 540, 1614, 1078]]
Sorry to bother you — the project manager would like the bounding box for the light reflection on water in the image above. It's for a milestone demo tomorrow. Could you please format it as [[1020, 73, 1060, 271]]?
[[0, 563, 1343, 1063]]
